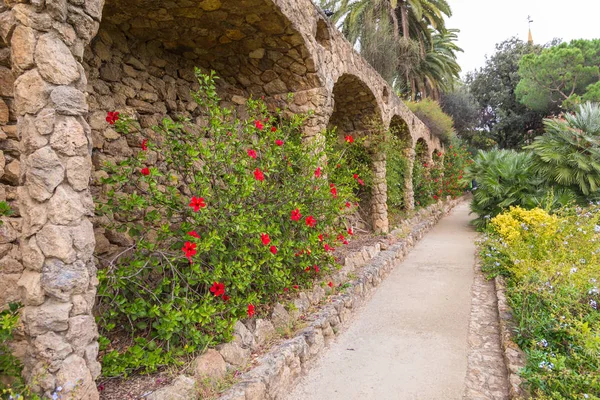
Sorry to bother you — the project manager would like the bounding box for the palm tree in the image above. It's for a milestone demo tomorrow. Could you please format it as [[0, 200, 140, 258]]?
[[527, 102, 600, 198], [318, 0, 459, 99], [409, 29, 462, 99]]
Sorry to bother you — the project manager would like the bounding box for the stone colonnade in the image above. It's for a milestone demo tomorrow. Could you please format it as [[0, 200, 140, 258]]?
[[0, 0, 443, 397]]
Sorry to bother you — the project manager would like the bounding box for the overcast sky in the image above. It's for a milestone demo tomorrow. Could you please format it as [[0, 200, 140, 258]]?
[[447, 0, 600, 76]]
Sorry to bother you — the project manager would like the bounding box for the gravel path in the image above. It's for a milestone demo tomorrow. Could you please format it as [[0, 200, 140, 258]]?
[[285, 202, 509, 400]]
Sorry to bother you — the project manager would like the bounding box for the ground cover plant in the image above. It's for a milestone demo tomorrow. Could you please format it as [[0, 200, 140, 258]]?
[[480, 206, 600, 398], [96, 71, 365, 377]]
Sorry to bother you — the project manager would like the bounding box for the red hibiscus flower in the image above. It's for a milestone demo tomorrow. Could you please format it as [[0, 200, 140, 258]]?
[[305, 266, 311, 272], [314, 265, 320, 273], [270, 245, 278, 255], [247, 304, 255, 318], [318, 234, 324, 242], [314, 167, 322, 178], [345, 135, 354, 143], [189, 197, 206, 212], [347, 228, 354, 235], [260, 233, 270, 245], [275, 139, 284, 146], [337, 234, 345, 242], [222, 294, 230, 302], [210, 282, 225, 297], [271, 126, 277, 132], [291, 208, 302, 221], [254, 120, 264, 130], [284, 287, 289, 292], [188, 231, 200, 238], [254, 168, 265, 181], [357, 178, 364, 186], [293, 285, 299, 289], [305, 216, 316, 228], [182, 241, 197, 260], [329, 183, 337, 198], [345, 202, 351, 208], [328, 281, 333, 288], [247, 149, 257, 159], [324, 243, 334, 252], [433, 195, 438, 200], [106, 111, 119, 125], [141, 167, 150, 176], [141, 139, 148, 151]]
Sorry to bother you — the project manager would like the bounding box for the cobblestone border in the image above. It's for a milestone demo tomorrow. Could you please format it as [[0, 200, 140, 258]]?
[[212, 196, 466, 400], [493, 276, 529, 399], [463, 252, 510, 399]]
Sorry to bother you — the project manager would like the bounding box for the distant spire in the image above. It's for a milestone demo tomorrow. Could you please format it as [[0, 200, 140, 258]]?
[[527, 15, 534, 44]]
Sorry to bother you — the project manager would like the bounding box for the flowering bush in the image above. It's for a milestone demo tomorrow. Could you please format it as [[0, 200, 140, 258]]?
[[481, 205, 600, 398], [96, 71, 361, 376], [441, 141, 471, 198]]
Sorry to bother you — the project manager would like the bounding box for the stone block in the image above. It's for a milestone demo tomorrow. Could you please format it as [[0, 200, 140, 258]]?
[[146, 375, 197, 400], [253, 319, 275, 348], [35, 33, 80, 85], [14, 69, 52, 115], [22, 299, 72, 336], [218, 341, 250, 368], [194, 349, 226, 382]]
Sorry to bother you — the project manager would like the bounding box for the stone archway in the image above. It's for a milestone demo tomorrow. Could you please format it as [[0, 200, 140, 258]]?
[[327, 73, 387, 233], [1, 0, 447, 396], [388, 115, 414, 211]]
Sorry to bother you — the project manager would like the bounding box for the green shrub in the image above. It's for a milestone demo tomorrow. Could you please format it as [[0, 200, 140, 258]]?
[[407, 99, 455, 145], [386, 134, 409, 214], [96, 71, 362, 376], [527, 102, 600, 200], [464, 149, 574, 229], [481, 206, 600, 398]]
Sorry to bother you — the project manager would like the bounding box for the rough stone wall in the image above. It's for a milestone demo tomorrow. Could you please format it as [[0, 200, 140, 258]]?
[[0, 2, 21, 313], [2, 1, 102, 398]]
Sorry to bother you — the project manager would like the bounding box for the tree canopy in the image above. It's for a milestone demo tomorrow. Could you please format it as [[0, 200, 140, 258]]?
[[466, 38, 546, 149], [516, 39, 600, 113]]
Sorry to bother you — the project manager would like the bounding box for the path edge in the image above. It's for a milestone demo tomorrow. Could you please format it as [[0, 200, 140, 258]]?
[[493, 275, 529, 399], [215, 197, 467, 400]]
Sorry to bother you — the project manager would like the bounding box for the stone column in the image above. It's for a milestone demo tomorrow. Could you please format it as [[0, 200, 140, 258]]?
[[403, 147, 415, 211], [371, 150, 388, 233], [5, 1, 103, 398]]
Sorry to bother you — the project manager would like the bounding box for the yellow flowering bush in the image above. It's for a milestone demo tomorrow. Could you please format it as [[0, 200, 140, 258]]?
[[491, 206, 558, 244], [480, 205, 600, 398]]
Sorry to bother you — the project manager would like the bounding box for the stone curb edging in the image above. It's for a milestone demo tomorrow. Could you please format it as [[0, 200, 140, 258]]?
[[493, 276, 529, 399], [212, 197, 465, 400]]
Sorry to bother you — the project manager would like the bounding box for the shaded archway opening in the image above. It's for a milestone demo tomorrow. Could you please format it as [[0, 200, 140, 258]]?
[[327, 74, 385, 232], [386, 115, 413, 222], [432, 148, 442, 165]]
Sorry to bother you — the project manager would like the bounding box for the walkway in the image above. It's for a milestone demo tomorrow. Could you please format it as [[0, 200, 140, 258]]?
[[285, 202, 509, 400]]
